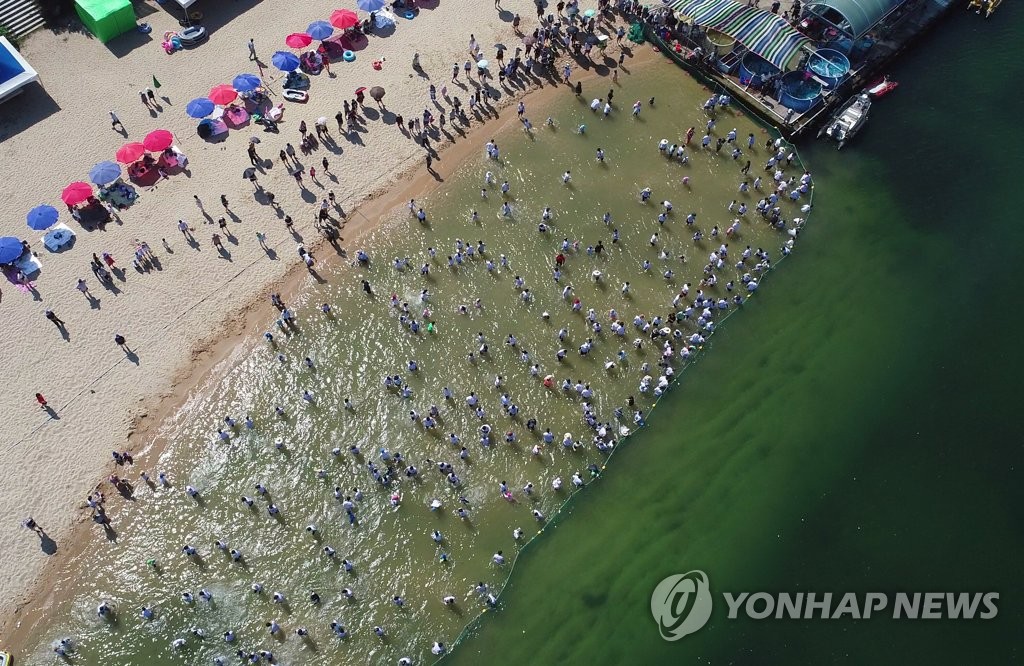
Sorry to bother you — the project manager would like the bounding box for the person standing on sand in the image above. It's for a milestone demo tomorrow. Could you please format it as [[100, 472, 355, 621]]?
[[114, 333, 131, 353], [35, 393, 48, 409], [45, 309, 66, 329], [76, 278, 91, 298], [110, 111, 123, 131], [248, 38, 257, 61], [248, 142, 260, 166]]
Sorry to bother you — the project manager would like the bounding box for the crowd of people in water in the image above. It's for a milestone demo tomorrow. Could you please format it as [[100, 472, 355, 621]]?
[[30, 0, 813, 663]]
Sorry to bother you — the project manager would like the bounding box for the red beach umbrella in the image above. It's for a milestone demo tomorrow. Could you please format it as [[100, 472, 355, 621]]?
[[208, 84, 238, 105], [285, 32, 313, 49], [61, 181, 94, 206], [115, 142, 146, 164], [143, 129, 174, 152], [330, 9, 359, 29]]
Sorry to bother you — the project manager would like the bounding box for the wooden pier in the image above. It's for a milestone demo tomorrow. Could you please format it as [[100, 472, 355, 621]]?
[[647, 0, 960, 140]]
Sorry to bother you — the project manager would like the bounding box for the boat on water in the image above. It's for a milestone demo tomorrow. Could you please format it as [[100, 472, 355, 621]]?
[[818, 93, 871, 149], [0, 650, 12, 666], [967, 0, 1000, 18], [866, 75, 899, 98]]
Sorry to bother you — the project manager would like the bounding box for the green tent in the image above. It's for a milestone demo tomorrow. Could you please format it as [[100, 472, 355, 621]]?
[[75, 0, 137, 43]]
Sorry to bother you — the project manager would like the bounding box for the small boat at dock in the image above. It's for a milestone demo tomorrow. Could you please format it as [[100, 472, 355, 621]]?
[[967, 0, 1001, 18], [866, 75, 899, 98], [818, 93, 871, 150]]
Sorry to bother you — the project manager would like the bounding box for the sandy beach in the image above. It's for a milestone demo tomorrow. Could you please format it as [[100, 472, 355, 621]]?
[[0, 0, 606, 628]]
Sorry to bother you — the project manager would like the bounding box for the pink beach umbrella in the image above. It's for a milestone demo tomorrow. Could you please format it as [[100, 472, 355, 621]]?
[[208, 84, 239, 106], [330, 9, 359, 29], [143, 129, 174, 152], [285, 32, 313, 49], [115, 142, 146, 164], [61, 181, 94, 206]]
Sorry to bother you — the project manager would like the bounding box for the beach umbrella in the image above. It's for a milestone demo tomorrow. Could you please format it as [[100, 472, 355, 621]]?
[[0, 236, 24, 264], [585, 33, 599, 45], [369, 86, 385, 101], [61, 181, 94, 206], [209, 84, 238, 105], [285, 32, 313, 49], [330, 9, 359, 29], [271, 51, 301, 72], [115, 142, 146, 164], [186, 97, 215, 118], [242, 167, 257, 180], [356, 0, 386, 11], [306, 20, 334, 41], [197, 121, 214, 139], [26, 205, 59, 231], [233, 73, 261, 92], [523, 34, 537, 46], [88, 161, 122, 186], [477, 59, 489, 69], [143, 129, 174, 152], [583, 8, 596, 18]]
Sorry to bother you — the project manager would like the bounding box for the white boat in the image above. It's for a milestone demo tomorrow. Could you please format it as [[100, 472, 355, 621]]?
[[818, 93, 871, 149]]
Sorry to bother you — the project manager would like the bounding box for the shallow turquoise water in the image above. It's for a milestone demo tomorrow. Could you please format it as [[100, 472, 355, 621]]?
[[18, 62, 811, 664], [447, 4, 1024, 664]]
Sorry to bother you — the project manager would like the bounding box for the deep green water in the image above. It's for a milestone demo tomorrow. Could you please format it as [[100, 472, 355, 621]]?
[[447, 5, 1024, 664]]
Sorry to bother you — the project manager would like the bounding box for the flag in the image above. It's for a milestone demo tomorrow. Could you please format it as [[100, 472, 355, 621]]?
[[152, 75, 162, 89]]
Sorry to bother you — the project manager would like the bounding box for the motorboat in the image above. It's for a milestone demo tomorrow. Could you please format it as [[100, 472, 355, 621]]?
[[967, 0, 1001, 18], [866, 75, 899, 98], [818, 93, 870, 149]]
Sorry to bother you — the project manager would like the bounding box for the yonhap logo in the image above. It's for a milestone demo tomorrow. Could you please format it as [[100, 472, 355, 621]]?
[[652, 571, 999, 641], [650, 570, 714, 641]]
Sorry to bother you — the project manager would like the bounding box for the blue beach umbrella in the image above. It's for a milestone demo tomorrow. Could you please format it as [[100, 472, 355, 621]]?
[[233, 73, 261, 92], [26, 205, 59, 231], [88, 161, 122, 186], [0, 236, 24, 264], [186, 97, 216, 118], [306, 20, 334, 41], [357, 0, 386, 10], [271, 51, 301, 72]]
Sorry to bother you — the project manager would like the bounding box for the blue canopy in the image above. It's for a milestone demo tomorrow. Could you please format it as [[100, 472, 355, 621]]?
[[88, 161, 122, 186], [306, 20, 334, 41], [0, 236, 24, 264], [232, 73, 261, 92], [357, 0, 386, 10], [805, 0, 903, 38], [271, 51, 301, 72], [186, 97, 215, 118], [26, 205, 59, 231]]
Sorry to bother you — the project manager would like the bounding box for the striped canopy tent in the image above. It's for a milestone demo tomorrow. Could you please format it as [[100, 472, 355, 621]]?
[[669, 0, 812, 69]]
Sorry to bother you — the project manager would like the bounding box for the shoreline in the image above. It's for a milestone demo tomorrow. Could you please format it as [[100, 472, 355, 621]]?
[[0, 46, 660, 654]]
